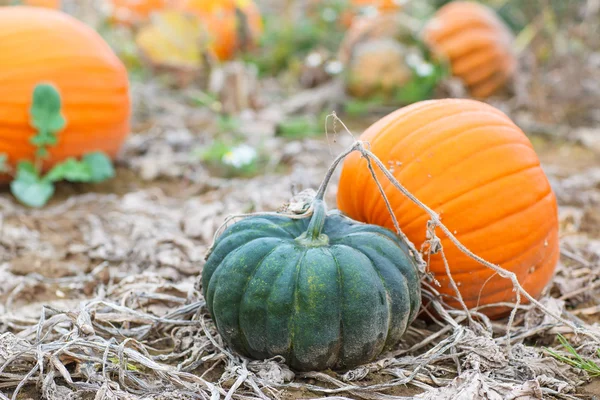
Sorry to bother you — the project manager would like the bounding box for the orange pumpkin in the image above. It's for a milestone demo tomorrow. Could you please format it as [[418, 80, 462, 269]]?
[[337, 99, 559, 317], [0, 7, 130, 176], [108, 0, 179, 26], [422, 1, 516, 98], [179, 0, 263, 61]]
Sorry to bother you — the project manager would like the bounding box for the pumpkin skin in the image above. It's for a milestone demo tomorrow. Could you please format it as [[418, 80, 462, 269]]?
[[337, 99, 559, 318], [0, 7, 130, 176], [202, 200, 421, 371], [179, 0, 263, 61], [422, 1, 516, 98]]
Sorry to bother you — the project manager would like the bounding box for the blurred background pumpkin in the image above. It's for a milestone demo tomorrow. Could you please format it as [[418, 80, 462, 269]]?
[[422, 1, 516, 98], [179, 0, 263, 61], [0, 6, 131, 178]]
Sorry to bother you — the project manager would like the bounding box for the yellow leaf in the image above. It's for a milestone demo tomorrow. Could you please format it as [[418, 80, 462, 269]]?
[[135, 10, 208, 68]]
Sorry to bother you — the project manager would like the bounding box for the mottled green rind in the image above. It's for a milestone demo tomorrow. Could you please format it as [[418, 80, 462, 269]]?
[[202, 212, 421, 371]]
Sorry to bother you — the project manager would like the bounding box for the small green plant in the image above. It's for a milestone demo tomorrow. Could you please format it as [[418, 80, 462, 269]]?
[[0, 84, 115, 208], [545, 334, 600, 377], [394, 51, 449, 105], [216, 115, 241, 133], [344, 96, 387, 117], [194, 140, 260, 178], [276, 116, 323, 139], [245, 1, 348, 76]]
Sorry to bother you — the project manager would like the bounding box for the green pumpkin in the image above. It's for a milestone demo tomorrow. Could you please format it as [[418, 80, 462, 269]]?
[[202, 199, 421, 371]]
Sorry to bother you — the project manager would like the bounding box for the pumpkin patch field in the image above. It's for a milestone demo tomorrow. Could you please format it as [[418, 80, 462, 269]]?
[[0, 1, 599, 399]]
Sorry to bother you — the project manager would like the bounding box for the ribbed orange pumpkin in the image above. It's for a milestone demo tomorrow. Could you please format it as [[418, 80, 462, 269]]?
[[0, 7, 130, 176], [337, 99, 559, 317], [422, 1, 516, 98], [179, 0, 263, 61]]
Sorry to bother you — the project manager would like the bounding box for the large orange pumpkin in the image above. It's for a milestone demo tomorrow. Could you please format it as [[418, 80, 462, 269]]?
[[337, 99, 559, 317], [0, 7, 130, 175], [179, 0, 263, 61], [422, 1, 516, 98]]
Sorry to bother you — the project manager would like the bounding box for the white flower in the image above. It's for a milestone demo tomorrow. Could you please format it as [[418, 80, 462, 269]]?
[[325, 60, 343, 75], [405, 52, 423, 69], [306, 52, 324, 68], [222, 145, 258, 169], [415, 62, 434, 77]]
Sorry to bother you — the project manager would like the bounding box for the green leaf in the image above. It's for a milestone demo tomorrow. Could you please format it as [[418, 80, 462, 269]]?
[[45, 158, 93, 183], [10, 161, 55, 208], [29, 83, 66, 148], [195, 141, 232, 163], [82, 152, 115, 183]]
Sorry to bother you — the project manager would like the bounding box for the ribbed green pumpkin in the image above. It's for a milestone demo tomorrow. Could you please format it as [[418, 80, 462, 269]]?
[[202, 199, 422, 371]]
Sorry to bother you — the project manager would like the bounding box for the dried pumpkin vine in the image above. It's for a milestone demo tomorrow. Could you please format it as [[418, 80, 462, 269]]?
[[0, 83, 115, 208]]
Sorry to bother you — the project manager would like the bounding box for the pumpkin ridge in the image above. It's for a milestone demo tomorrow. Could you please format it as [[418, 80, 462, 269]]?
[[205, 224, 294, 275], [336, 245, 392, 344], [462, 55, 503, 85], [240, 244, 304, 359], [394, 149, 542, 230], [327, 248, 346, 366], [452, 48, 503, 75], [205, 236, 282, 307], [514, 227, 559, 288], [471, 68, 512, 98], [360, 110, 509, 207], [428, 23, 500, 53], [375, 109, 515, 154], [288, 246, 307, 365], [366, 123, 525, 225], [264, 247, 307, 361], [347, 102, 509, 218], [425, 15, 507, 44], [453, 191, 555, 260], [434, 30, 503, 60], [457, 230, 558, 304], [431, 206, 556, 277], [398, 169, 552, 245], [339, 242, 413, 340], [328, 244, 393, 363], [334, 231, 415, 264], [209, 238, 283, 355]]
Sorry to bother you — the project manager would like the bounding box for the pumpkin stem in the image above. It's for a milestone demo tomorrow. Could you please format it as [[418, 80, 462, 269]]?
[[296, 199, 329, 246]]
